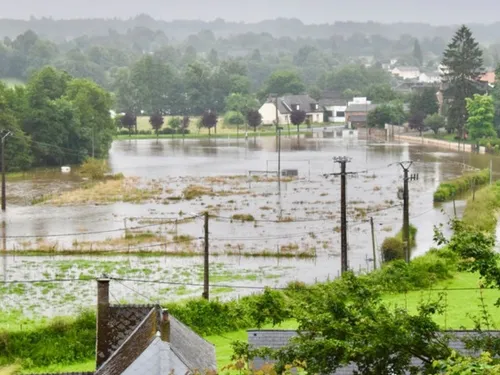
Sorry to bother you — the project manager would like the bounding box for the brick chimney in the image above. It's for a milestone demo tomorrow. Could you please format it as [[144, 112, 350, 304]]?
[[160, 309, 170, 342], [96, 277, 111, 368]]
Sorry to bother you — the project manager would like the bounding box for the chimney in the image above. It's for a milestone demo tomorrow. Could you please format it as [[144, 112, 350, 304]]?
[[160, 309, 170, 342], [96, 277, 111, 368]]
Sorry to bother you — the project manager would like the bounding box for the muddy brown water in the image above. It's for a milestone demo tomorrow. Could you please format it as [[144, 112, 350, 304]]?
[[0, 135, 497, 317]]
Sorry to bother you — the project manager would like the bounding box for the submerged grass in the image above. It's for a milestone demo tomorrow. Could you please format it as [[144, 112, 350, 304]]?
[[37, 177, 165, 205]]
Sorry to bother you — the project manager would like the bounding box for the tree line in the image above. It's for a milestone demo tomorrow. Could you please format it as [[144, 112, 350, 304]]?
[[0, 67, 114, 172]]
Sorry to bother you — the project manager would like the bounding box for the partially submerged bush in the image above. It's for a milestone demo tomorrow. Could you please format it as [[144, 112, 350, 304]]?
[[79, 158, 110, 180], [232, 214, 255, 222], [381, 237, 404, 262]]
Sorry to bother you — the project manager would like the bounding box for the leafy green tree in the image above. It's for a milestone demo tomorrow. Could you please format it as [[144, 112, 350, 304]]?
[[442, 25, 484, 141], [149, 113, 164, 138], [261, 70, 305, 99], [64, 78, 115, 160], [465, 94, 496, 141], [367, 103, 406, 128], [168, 117, 181, 139], [0, 85, 32, 171], [224, 93, 259, 114], [246, 110, 262, 133], [290, 109, 306, 133], [364, 83, 397, 103], [433, 352, 500, 374], [246, 273, 451, 375], [424, 113, 446, 135], [224, 111, 245, 136], [409, 87, 439, 118], [412, 39, 424, 67], [492, 64, 500, 135], [201, 110, 217, 136]]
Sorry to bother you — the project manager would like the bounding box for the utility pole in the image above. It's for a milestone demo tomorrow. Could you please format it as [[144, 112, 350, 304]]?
[[329, 157, 355, 274], [202, 212, 209, 300], [1, 131, 12, 212], [399, 161, 413, 263], [277, 126, 282, 190], [370, 217, 377, 270]]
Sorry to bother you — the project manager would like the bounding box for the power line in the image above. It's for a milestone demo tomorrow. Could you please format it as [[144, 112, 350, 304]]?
[[3, 215, 200, 239]]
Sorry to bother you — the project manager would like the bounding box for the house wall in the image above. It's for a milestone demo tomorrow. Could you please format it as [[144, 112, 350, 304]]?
[[258, 102, 288, 125], [305, 112, 323, 123], [324, 105, 346, 123]]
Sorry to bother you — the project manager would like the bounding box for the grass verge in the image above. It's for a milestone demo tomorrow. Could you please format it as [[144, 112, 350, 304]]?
[[462, 181, 500, 232], [433, 169, 490, 203]]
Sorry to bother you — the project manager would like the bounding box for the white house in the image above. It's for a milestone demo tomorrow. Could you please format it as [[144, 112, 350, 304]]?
[[419, 72, 441, 83], [391, 66, 420, 80], [319, 98, 347, 123], [258, 94, 324, 125]]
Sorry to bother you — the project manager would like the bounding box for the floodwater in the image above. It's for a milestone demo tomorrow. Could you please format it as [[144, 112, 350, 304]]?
[[0, 134, 496, 317]]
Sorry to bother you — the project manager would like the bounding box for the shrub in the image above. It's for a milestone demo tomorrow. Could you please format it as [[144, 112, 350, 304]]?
[[231, 214, 255, 222], [381, 237, 404, 262], [433, 169, 490, 202], [79, 158, 109, 180]]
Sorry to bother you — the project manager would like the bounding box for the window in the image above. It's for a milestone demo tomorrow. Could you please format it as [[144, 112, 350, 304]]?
[[336, 111, 345, 117]]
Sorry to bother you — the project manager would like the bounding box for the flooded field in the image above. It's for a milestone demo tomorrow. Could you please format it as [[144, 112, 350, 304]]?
[[0, 135, 495, 318]]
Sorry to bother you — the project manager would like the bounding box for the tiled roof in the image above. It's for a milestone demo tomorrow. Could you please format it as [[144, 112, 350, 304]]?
[[318, 98, 347, 107], [479, 71, 496, 84], [271, 94, 322, 114]]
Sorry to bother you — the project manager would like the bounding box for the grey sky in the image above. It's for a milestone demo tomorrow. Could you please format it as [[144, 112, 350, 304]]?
[[2, 0, 499, 25]]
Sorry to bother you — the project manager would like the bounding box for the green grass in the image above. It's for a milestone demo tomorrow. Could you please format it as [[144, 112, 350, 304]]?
[[381, 272, 500, 329], [462, 181, 500, 231], [20, 360, 95, 374], [424, 133, 474, 145], [433, 169, 490, 203], [204, 320, 298, 368]]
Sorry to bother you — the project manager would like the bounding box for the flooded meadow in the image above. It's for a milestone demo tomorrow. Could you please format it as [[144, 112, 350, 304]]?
[[1, 134, 496, 318]]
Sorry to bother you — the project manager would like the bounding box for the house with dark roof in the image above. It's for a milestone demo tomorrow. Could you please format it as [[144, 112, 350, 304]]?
[[258, 94, 324, 125], [28, 279, 216, 375], [318, 98, 347, 123], [248, 329, 500, 375]]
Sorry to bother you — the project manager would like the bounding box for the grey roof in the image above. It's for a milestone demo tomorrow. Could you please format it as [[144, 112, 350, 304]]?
[[273, 94, 323, 114], [345, 103, 378, 112], [318, 98, 347, 107], [394, 66, 419, 72], [248, 330, 500, 375], [170, 316, 217, 371], [348, 114, 367, 122]]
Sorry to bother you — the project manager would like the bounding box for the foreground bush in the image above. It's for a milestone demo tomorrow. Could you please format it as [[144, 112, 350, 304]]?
[[79, 158, 110, 180], [433, 169, 490, 202]]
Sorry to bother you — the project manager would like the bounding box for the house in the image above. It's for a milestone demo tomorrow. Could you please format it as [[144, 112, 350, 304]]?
[[248, 329, 500, 374], [391, 66, 420, 80], [318, 98, 347, 123], [345, 97, 378, 128], [258, 94, 324, 125], [418, 72, 441, 83], [28, 278, 216, 375], [479, 71, 496, 86]]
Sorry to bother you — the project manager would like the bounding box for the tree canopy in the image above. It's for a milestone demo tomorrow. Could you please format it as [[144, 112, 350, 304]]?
[[466, 94, 496, 140]]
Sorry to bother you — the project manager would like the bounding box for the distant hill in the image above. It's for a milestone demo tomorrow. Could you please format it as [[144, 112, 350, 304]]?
[[1, 15, 500, 43]]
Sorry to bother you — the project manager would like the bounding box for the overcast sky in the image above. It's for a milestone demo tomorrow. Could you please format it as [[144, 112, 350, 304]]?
[[2, 0, 499, 25]]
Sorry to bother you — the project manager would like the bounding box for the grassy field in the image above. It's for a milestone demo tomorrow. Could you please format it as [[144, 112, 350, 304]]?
[[114, 115, 326, 140], [20, 361, 95, 374]]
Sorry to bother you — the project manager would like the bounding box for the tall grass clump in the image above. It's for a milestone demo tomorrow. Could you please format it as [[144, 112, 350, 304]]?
[[433, 169, 490, 202]]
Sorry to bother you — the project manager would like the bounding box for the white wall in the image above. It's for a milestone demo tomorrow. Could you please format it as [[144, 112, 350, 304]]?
[[258, 102, 288, 125], [324, 105, 346, 123]]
